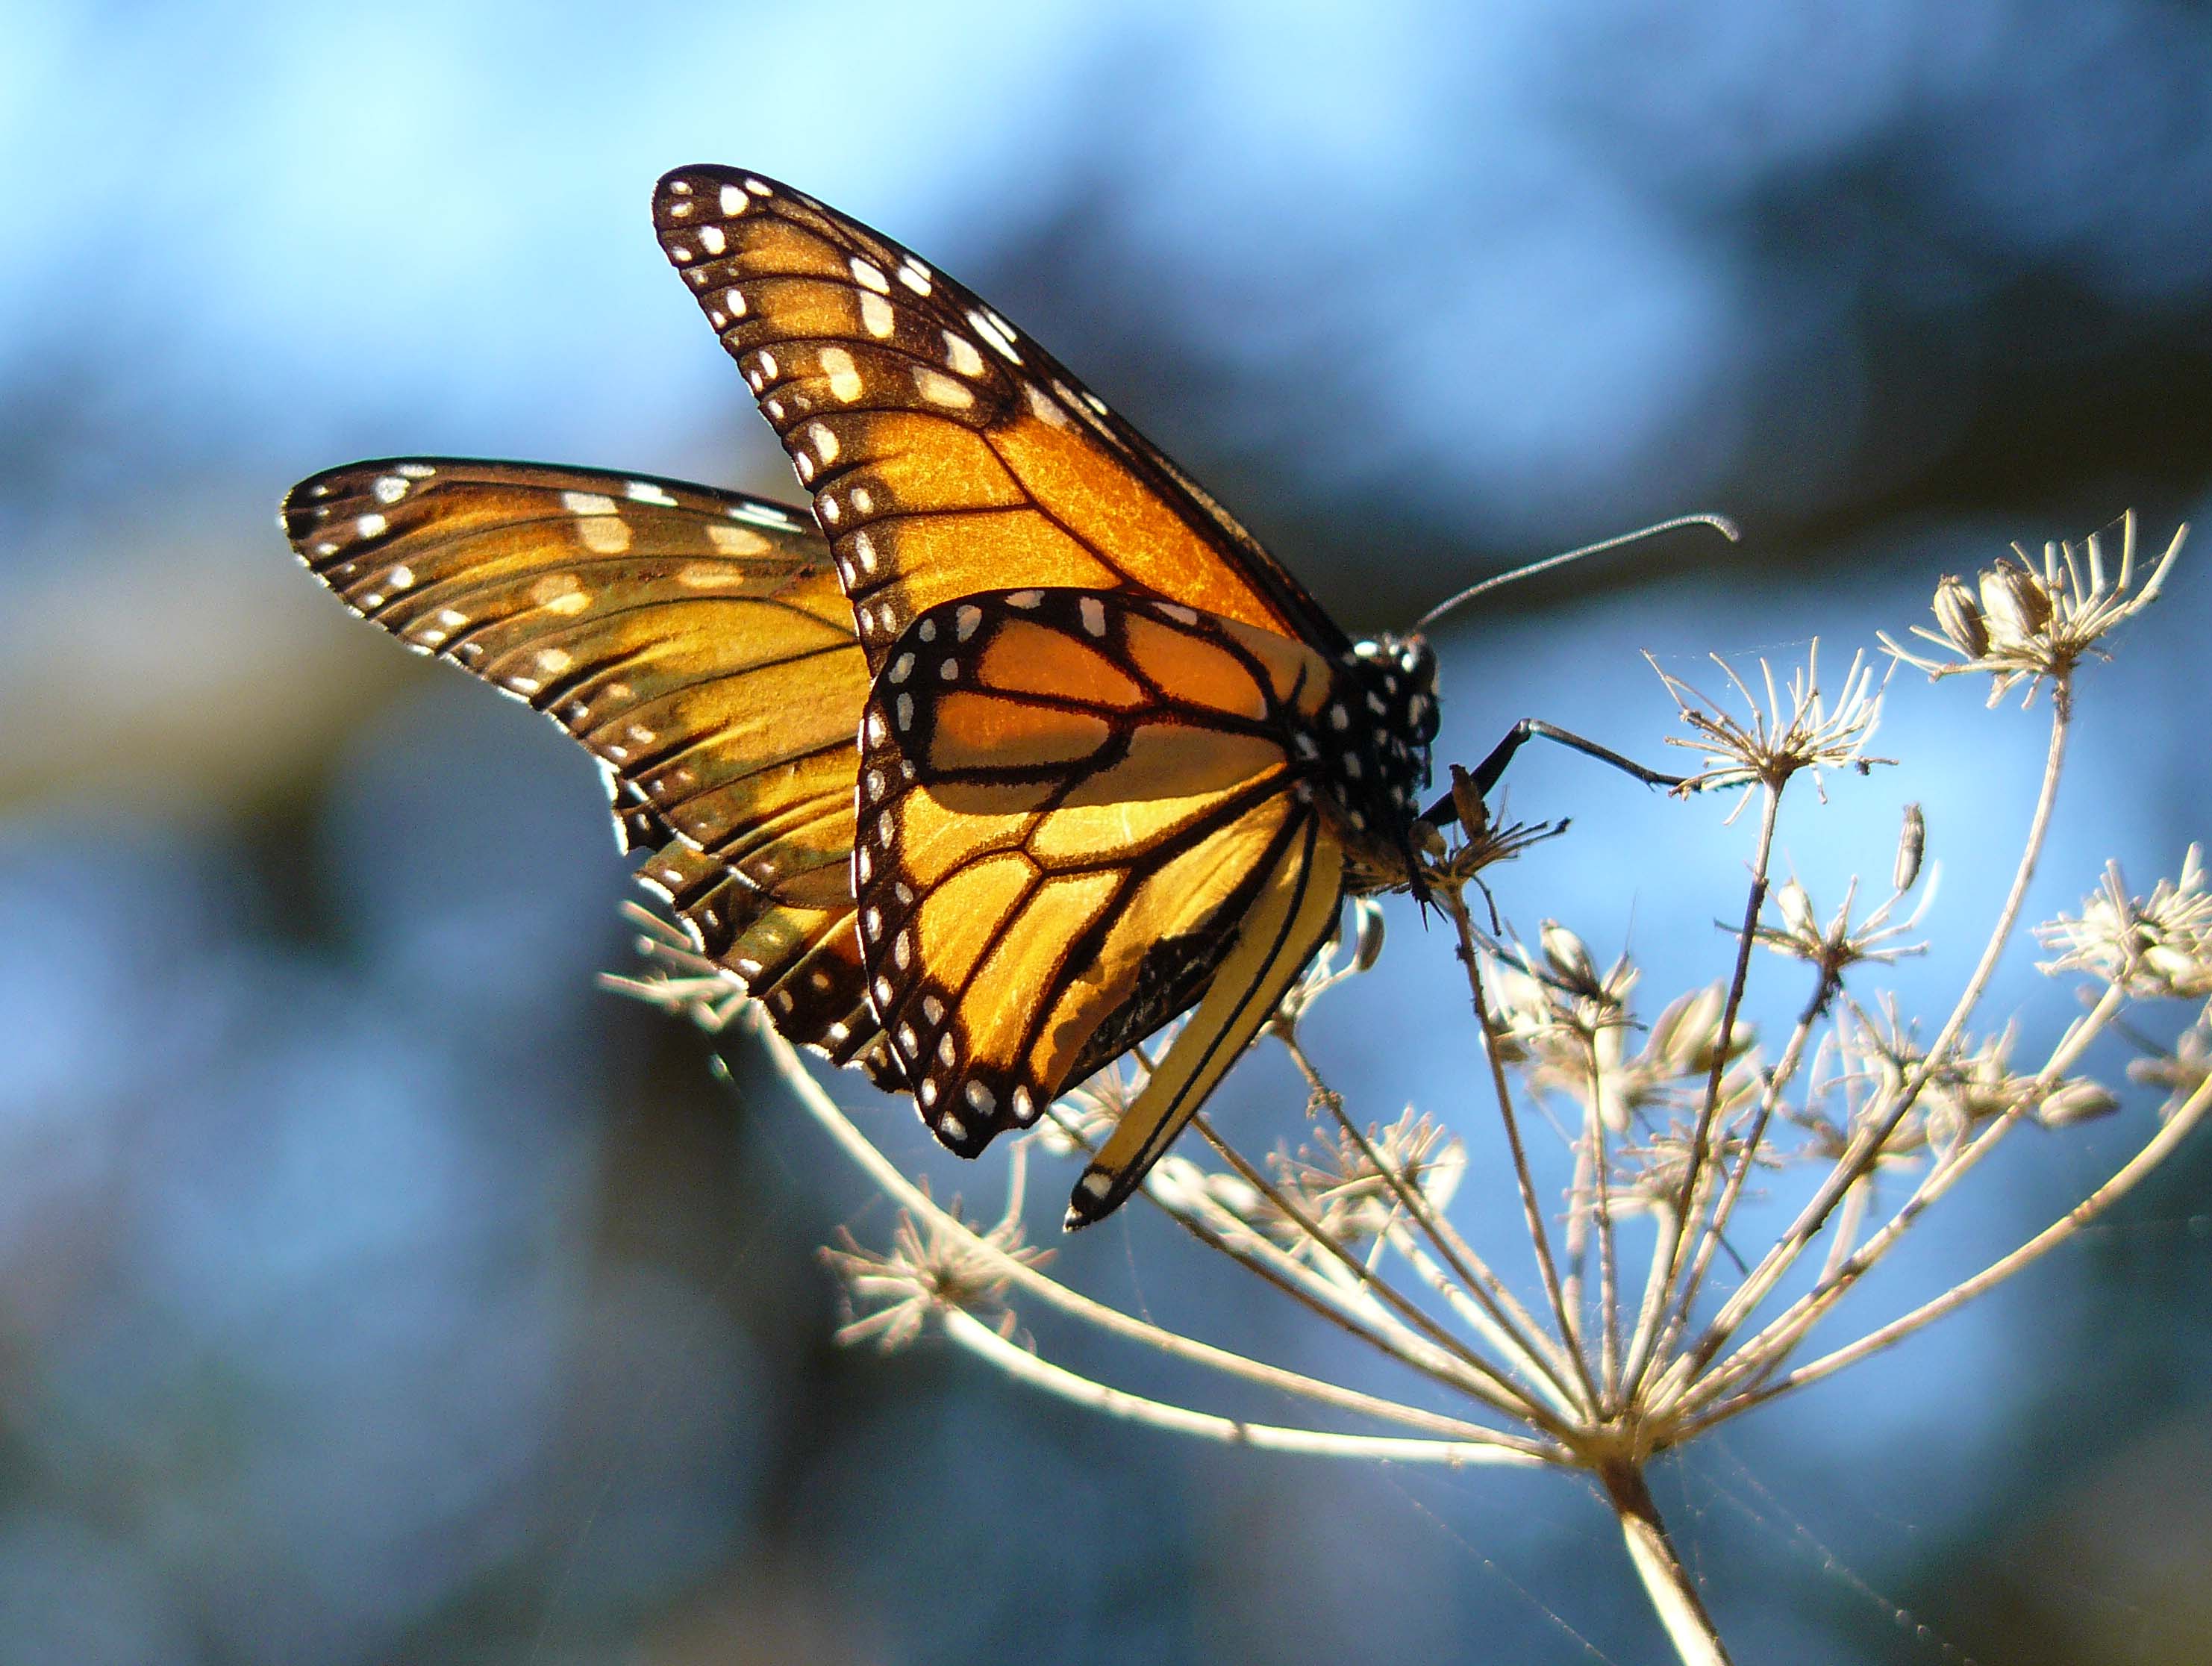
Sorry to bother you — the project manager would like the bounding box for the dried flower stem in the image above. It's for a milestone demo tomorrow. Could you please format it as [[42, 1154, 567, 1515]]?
[[1604, 1461, 1734, 1666], [1672, 696, 2070, 1387], [1594, 1108, 1624, 1395], [1654, 979, 1828, 1371], [942, 1310, 1551, 1466], [1444, 887, 1605, 1414], [1038, 1068, 1553, 1415], [1281, 1034, 1578, 1400], [1623, 784, 1783, 1400], [1691, 1064, 2212, 1431], [743, 1019, 1524, 1447], [1381, 1226, 1581, 1420], [1184, 1117, 1563, 1425], [1671, 980, 2131, 1419]]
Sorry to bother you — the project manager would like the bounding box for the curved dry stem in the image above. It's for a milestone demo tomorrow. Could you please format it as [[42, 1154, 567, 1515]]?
[[1665, 983, 2130, 1419], [1688, 1064, 2212, 1433], [1675, 698, 2070, 1384], [1652, 980, 1828, 1375], [1037, 1065, 1547, 1417], [1282, 1032, 1584, 1403], [743, 1020, 1510, 1445], [1443, 886, 1605, 1414], [1383, 1226, 1582, 1420], [1177, 1117, 1563, 1427], [942, 1309, 1555, 1465], [1622, 784, 1783, 1399]]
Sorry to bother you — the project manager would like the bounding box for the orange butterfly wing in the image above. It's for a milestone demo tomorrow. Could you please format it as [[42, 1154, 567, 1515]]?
[[281, 458, 895, 1077], [852, 586, 1348, 1220], [649, 166, 1357, 672], [643, 167, 1441, 1223]]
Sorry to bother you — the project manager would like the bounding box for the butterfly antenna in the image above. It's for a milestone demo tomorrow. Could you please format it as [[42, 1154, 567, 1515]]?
[[1413, 513, 1739, 632]]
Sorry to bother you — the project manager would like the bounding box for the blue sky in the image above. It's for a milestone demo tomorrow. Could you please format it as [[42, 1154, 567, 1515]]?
[[4, 4, 2211, 1662]]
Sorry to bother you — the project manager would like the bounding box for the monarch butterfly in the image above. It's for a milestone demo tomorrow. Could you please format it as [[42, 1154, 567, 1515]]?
[[286, 166, 1448, 1230]]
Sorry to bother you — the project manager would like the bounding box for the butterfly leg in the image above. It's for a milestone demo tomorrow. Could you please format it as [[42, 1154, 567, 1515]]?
[[1421, 720, 1687, 829]]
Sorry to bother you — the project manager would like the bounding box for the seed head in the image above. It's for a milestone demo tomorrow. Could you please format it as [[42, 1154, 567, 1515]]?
[[1884, 514, 2186, 711], [822, 1196, 1049, 1352], [1257, 1109, 1468, 1252], [1751, 871, 1931, 1006], [1652, 643, 1887, 804], [2037, 846, 2212, 1000], [2129, 1023, 2211, 1121]]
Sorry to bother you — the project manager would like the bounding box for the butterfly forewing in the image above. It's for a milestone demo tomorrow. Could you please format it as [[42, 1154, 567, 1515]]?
[[650, 166, 1354, 674], [851, 587, 1347, 1191], [281, 458, 890, 1071]]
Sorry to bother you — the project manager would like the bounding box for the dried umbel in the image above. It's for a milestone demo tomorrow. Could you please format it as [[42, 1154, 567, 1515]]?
[[1884, 511, 2185, 711], [614, 517, 2199, 1666]]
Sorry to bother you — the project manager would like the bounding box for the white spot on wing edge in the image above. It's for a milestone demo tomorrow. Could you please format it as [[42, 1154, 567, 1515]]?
[[942, 331, 985, 377], [966, 308, 1021, 362]]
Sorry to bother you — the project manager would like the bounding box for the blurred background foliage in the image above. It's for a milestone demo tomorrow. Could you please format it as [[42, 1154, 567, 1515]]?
[[4, 2, 2211, 1662]]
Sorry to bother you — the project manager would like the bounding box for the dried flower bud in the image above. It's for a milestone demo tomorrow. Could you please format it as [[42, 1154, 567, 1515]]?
[[1349, 896, 1387, 975], [2130, 1026, 2211, 1120], [1979, 562, 2053, 643], [1773, 879, 1818, 940], [2035, 1078, 2120, 1129], [1931, 574, 1989, 658], [1894, 802, 1926, 893], [1541, 921, 1598, 988], [1646, 985, 1727, 1074], [1449, 764, 1490, 843]]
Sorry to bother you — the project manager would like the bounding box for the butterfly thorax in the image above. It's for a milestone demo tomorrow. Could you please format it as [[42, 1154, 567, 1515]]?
[[1302, 632, 1440, 885]]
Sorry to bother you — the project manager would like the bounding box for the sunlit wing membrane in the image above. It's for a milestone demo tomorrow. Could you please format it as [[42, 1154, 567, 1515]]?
[[649, 166, 1352, 674], [850, 586, 1345, 1175], [281, 458, 890, 1071], [1067, 812, 1346, 1227]]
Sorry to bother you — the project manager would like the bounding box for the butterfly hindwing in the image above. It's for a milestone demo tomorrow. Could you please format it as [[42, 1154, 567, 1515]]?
[[650, 166, 1354, 674], [1068, 811, 1346, 1227], [852, 586, 1346, 1195], [281, 458, 890, 1071]]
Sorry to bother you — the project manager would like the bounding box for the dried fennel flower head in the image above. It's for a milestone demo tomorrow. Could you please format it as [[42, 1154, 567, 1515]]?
[[2038, 846, 2212, 1000], [1255, 1109, 1467, 1252], [822, 1194, 1049, 1352], [1885, 514, 2187, 710], [1651, 643, 1886, 802]]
